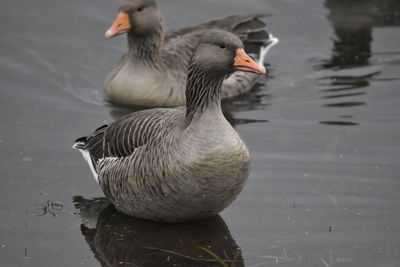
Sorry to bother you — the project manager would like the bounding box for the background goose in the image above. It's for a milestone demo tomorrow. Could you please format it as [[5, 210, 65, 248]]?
[[74, 30, 266, 222], [104, 0, 278, 106]]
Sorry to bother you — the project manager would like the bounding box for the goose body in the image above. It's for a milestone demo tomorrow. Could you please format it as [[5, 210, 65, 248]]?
[[104, 0, 278, 106], [75, 31, 265, 222]]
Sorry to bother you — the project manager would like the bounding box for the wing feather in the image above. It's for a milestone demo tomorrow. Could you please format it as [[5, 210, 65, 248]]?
[[162, 14, 277, 98], [73, 108, 185, 174]]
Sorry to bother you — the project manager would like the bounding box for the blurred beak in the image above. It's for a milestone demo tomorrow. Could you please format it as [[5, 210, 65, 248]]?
[[233, 49, 266, 75], [105, 12, 131, 39]]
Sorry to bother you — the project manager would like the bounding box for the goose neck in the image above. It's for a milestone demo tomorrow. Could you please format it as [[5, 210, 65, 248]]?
[[184, 65, 224, 125], [127, 28, 164, 66]]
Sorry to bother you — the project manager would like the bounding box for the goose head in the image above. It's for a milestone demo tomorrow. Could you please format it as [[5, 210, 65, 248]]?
[[185, 30, 266, 117], [105, 0, 162, 38], [190, 30, 266, 77]]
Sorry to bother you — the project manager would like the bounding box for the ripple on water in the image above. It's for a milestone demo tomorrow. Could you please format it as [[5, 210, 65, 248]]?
[[309, 0, 400, 127]]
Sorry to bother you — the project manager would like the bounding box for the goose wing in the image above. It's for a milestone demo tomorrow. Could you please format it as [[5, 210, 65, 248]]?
[[165, 13, 273, 46], [164, 14, 274, 59], [163, 14, 278, 97], [73, 108, 183, 167]]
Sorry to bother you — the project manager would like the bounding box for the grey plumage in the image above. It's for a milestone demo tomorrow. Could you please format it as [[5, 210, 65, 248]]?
[[75, 30, 263, 222], [105, 0, 278, 106]]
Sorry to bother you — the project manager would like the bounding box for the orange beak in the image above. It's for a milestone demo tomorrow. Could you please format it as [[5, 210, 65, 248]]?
[[105, 12, 131, 39], [233, 49, 266, 75]]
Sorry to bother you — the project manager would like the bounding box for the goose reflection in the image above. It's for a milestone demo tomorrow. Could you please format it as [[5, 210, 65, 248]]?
[[324, 0, 400, 69], [317, 0, 400, 126], [73, 196, 244, 267]]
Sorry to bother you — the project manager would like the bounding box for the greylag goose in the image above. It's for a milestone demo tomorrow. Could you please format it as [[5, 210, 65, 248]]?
[[74, 30, 266, 222], [104, 0, 278, 106]]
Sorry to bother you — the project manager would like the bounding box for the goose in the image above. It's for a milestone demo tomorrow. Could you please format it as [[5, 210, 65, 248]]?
[[104, 0, 278, 106], [74, 30, 266, 222]]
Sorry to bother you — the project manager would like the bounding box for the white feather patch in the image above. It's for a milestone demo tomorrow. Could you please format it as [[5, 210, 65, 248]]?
[[78, 149, 99, 183], [258, 33, 279, 65]]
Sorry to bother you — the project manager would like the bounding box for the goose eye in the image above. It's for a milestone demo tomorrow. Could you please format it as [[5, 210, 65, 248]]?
[[219, 44, 226, 49], [137, 7, 144, 12]]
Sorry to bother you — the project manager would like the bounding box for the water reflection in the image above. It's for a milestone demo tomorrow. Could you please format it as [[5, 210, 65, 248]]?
[[73, 196, 244, 267], [319, 120, 359, 126], [323, 0, 400, 69], [316, 0, 400, 126]]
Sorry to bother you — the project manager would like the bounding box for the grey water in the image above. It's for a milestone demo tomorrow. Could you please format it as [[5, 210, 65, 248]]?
[[1, 0, 400, 266]]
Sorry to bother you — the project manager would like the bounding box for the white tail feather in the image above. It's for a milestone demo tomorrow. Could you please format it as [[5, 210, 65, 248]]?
[[78, 149, 99, 183], [258, 33, 279, 65]]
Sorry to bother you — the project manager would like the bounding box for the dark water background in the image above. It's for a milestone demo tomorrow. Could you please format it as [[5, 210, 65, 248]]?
[[1, 0, 400, 266]]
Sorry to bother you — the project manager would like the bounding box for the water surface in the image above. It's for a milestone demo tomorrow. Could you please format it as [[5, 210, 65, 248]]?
[[1, 0, 400, 266]]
